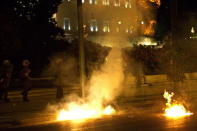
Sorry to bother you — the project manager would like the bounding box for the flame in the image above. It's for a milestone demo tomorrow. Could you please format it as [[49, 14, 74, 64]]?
[[138, 37, 157, 46], [56, 49, 123, 122], [149, 0, 161, 7], [137, 0, 150, 9], [144, 20, 156, 36], [191, 27, 195, 34], [163, 91, 193, 118], [103, 105, 116, 115], [137, 0, 161, 9], [57, 104, 115, 121]]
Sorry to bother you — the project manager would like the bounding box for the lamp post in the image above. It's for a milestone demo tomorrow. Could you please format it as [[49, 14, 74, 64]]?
[[77, 0, 86, 97]]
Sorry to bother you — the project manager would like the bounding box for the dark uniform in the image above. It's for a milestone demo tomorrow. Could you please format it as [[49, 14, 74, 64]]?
[[0, 60, 13, 101], [20, 61, 31, 102], [54, 59, 64, 100]]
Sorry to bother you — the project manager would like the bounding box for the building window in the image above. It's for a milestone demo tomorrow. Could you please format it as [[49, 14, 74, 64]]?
[[126, 25, 133, 33], [64, 18, 71, 30], [125, 0, 131, 8], [90, 19, 98, 32], [89, 0, 97, 4], [114, 0, 120, 7], [103, 21, 110, 32], [116, 21, 122, 32], [103, 0, 110, 5]]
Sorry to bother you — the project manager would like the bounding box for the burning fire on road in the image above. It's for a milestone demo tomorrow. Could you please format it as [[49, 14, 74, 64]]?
[[57, 104, 115, 122], [163, 91, 193, 119], [56, 49, 123, 122]]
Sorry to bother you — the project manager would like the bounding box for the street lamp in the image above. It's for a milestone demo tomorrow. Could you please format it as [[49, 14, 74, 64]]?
[[77, 0, 86, 98]]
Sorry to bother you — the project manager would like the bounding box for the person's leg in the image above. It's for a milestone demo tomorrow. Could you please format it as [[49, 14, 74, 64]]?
[[22, 89, 29, 101], [25, 81, 31, 101], [56, 86, 63, 99], [3, 89, 9, 101], [4, 82, 10, 101], [0, 89, 3, 100], [22, 80, 30, 102]]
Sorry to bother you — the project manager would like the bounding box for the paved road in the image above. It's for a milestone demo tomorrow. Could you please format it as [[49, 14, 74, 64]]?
[[1, 81, 197, 130], [4, 105, 197, 131]]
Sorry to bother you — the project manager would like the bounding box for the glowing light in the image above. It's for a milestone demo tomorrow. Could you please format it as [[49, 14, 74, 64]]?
[[165, 104, 193, 118], [125, 0, 132, 8], [103, 105, 115, 115], [126, 29, 129, 33], [149, 0, 161, 7], [89, 0, 97, 4], [64, 18, 71, 31], [52, 13, 56, 19], [137, 0, 160, 9], [163, 91, 193, 119], [114, 0, 120, 7], [144, 20, 156, 36], [103, 0, 110, 5], [90, 26, 94, 32], [103, 21, 110, 32], [95, 27, 98, 32], [137, 0, 150, 9], [56, 49, 123, 123], [191, 27, 195, 34], [68, 25, 71, 30], [126, 26, 133, 34], [90, 19, 97, 32], [57, 104, 115, 121], [103, 27, 110, 32], [138, 37, 157, 46]]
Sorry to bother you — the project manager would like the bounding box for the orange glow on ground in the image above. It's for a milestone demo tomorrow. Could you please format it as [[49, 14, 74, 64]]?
[[163, 91, 193, 119], [164, 104, 193, 118], [57, 104, 115, 122]]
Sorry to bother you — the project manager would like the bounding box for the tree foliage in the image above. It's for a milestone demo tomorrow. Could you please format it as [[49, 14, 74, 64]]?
[[0, 0, 63, 59], [0, 0, 65, 76]]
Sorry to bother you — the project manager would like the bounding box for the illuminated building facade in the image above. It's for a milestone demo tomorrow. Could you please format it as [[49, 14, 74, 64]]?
[[56, 0, 154, 46]]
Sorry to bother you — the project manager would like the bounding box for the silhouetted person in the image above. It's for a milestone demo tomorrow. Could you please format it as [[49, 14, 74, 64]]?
[[54, 58, 64, 100], [134, 62, 144, 88], [20, 60, 31, 102], [0, 60, 13, 102]]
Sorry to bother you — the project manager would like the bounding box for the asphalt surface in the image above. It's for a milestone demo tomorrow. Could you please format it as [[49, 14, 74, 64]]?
[[4, 107, 197, 131], [1, 81, 197, 130]]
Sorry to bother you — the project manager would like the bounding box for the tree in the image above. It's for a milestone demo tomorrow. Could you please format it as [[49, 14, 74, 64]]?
[[0, 0, 64, 76], [0, 0, 22, 59]]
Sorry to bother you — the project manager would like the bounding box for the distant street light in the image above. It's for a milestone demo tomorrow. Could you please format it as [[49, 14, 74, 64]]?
[[191, 27, 195, 34]]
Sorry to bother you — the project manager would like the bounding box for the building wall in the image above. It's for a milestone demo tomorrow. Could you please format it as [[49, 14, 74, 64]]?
[[57, 1, 78, 32], [57, 0, 139, 35], [56, 0, 149, 47]]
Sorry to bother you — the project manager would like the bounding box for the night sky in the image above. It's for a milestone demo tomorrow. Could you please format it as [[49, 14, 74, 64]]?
[[179, 0, 197, 12]]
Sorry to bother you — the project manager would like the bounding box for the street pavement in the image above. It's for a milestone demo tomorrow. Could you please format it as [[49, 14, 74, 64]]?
[[6, 111, 197, 131], [1, 80, 197, 130]]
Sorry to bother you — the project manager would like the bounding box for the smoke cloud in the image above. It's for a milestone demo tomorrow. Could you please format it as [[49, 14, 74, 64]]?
[[86, 48, 124, 106], [46, 0, 163, 117]]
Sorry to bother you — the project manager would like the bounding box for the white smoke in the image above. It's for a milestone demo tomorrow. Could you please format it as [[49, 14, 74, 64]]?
[[86, 48, 124, 107]]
